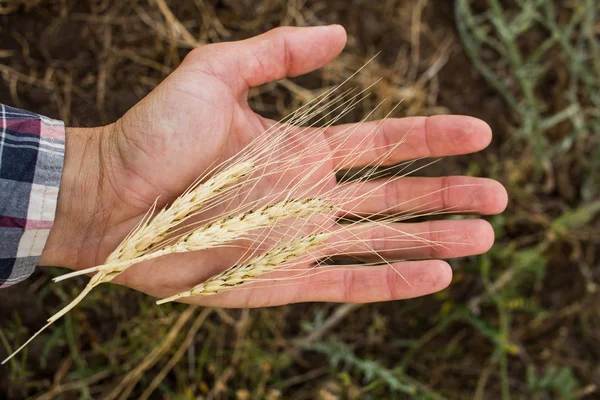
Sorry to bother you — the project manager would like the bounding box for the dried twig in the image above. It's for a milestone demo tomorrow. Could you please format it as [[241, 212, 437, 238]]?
[[138, 308, 213, 400], [104, 305, 198, 400]]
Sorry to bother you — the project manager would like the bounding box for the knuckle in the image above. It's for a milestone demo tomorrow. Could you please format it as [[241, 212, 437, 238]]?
[[384, 266, 399, 300], [422, 116, 435, 156], [368, 225, 385, 254], [425, 221, 441, 258], [249, 36, 288, 81], [342, 269, 355, 303], [376, 119, 394, 160], [384, 178, 400, 215], [439, 176, 451, 211]]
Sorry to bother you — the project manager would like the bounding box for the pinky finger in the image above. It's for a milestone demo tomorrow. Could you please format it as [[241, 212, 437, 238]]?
[[183, 260, 452, 307], [297, 260, 453, 303]]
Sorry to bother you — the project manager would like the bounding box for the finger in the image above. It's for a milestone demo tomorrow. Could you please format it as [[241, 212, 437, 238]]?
[[297, 260, 452, 303], [324, 115, 492, 170], [183, 25, 347, 94], [181, 260, 452, 307], [173, 220, 488, 307], [328, 219, 495, 260], [335, 176, 508, 216]]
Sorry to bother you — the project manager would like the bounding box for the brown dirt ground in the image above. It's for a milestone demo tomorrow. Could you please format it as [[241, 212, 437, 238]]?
[[1, 1, 598, 399]]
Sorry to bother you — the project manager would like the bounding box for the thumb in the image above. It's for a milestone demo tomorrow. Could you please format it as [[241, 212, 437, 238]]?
[[182, 25, 347, 94]]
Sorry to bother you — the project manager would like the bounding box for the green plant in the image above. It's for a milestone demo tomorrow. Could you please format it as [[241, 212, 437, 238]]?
[[526, 366, 581, 400], [456, 0, 599, 197], [307, 339, 417, 397]]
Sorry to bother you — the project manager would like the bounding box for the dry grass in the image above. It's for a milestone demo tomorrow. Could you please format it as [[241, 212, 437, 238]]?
[[2, 1, 596, 399]]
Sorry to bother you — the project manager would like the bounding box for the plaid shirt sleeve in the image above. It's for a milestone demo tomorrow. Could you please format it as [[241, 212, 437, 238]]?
[[0, 104, 65, 288]]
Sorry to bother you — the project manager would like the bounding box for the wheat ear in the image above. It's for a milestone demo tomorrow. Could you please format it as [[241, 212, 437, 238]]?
[[55, 198, 334, 280], [106, 160, 255, 264], [157, 232, 331, 303]]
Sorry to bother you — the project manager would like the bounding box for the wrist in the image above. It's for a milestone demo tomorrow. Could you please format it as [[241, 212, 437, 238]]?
[[39, 125, 112, 270]]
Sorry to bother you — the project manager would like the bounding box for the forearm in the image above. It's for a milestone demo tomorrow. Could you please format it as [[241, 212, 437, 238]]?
[[38, 126, 106, 270]]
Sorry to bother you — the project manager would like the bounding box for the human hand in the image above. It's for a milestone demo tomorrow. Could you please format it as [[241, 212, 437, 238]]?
[[40, 25, 508, 307]]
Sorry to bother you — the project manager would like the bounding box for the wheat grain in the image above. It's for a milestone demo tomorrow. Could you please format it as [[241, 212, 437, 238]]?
[[157, 232, 331, 303], [107, 160, 255, 263], [55, 198, 334, 280]]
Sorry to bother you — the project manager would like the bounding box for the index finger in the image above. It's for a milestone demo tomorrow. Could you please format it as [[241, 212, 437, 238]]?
[[324, 115, 493, 170]]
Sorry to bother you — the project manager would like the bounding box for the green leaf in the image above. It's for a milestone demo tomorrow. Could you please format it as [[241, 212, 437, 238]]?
[[551, 201, 600, 235]]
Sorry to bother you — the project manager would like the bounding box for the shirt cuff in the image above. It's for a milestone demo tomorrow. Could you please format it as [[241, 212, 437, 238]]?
[[0, 104, 65, 288]]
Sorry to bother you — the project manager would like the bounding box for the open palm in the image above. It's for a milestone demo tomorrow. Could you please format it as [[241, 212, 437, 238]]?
[[47, 26, 507, 307]]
